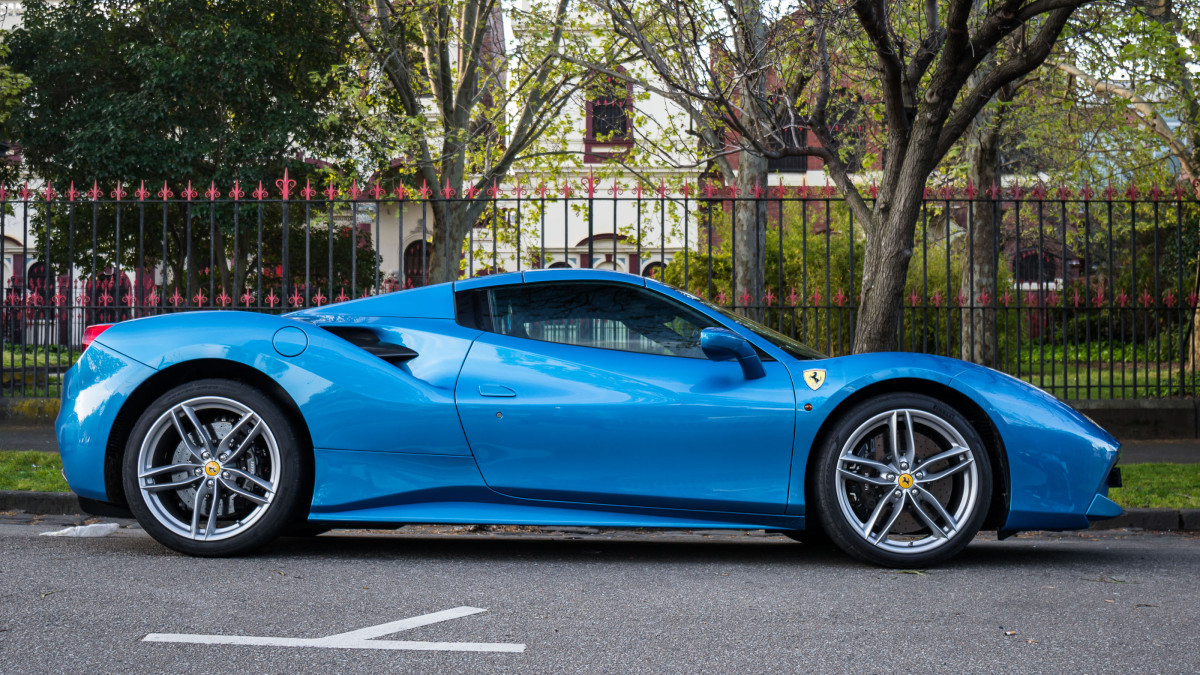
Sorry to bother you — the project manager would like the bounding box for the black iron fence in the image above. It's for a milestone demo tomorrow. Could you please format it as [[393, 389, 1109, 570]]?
[[2, 177, 1197, 400]]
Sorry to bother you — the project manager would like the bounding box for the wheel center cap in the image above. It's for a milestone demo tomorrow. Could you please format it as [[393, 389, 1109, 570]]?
[[897, 473, 914, 489], [204, 461, 220, 477]]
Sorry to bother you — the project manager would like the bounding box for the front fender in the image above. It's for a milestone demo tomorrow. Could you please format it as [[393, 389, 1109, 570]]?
[[781, 352, 1120, 532], [784, 352, 971, 515], [949, 365, 1120, 531]]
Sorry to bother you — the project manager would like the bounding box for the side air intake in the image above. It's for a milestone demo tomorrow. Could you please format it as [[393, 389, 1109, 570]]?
[[321, 326, 418, 365]]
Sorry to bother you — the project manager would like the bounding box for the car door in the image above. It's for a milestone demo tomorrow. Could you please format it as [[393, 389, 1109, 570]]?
[[454, 279, 796, 514]]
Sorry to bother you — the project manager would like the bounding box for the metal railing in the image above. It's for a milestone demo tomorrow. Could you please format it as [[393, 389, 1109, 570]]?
[[2, 177, 1197, 400]]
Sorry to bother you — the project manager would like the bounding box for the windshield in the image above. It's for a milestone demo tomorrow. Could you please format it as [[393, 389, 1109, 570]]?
[[712, 306, 827, 360], [674, 289, 826, 360]]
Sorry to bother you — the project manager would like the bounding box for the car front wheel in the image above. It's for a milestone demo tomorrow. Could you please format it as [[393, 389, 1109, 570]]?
[[813, 393, 992, 567], [122, 379, 307, 556]]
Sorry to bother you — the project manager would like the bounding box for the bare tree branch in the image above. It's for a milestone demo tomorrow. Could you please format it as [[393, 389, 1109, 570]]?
[[934, 6, 1076, 164]]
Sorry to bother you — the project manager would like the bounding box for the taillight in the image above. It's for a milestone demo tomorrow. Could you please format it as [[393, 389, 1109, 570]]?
[[82, 324, 113, 350]]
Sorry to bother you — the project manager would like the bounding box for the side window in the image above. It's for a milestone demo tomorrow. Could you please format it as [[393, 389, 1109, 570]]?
[[479, 282, 716, 358]]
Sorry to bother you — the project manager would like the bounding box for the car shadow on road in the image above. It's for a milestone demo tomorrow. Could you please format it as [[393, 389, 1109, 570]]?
[[231, 528, 1149, 570]]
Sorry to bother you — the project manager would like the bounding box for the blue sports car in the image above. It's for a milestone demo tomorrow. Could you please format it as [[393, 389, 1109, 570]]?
[[56, 269, 1123, 566]]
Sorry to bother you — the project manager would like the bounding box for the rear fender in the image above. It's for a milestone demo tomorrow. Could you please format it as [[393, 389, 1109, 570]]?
[[94, 311, 480, 456]]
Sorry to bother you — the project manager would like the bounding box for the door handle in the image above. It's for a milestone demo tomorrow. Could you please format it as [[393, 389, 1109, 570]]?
[[478, 384, 517, 397]]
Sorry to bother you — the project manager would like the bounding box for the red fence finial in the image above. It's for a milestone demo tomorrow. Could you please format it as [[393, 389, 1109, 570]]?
[[277, 168, 295, 200]]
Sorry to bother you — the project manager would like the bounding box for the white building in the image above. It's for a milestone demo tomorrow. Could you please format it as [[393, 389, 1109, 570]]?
[[367, 2, 835, 287]]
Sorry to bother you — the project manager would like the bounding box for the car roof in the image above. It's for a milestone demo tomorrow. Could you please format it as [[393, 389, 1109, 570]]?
[[454, 268, 646, 291]]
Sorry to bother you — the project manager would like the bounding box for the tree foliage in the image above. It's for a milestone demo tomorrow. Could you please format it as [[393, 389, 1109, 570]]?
[[1047, 0, 1198, 186], [3, 0, 375, 294], [7, 0, 355, 184]]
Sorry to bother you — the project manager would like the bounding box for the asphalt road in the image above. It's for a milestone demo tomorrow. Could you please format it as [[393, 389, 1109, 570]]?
[[1, 515, 1197, 674]]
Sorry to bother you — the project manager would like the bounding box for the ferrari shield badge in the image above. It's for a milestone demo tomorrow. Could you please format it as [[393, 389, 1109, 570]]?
[[803, 369, 826, 391]]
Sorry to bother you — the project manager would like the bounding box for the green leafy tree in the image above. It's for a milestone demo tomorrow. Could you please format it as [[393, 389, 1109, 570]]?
[[4, 0, 370, 295], [0, 36, 30, 168], [1038, 0, 1200, 366]]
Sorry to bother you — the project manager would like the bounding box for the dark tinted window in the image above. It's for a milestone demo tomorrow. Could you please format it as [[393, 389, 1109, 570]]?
[[472, 282, 717, 358]]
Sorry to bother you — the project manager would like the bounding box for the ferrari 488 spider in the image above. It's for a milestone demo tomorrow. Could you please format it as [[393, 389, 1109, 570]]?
[[56, 269, 1123, 566]]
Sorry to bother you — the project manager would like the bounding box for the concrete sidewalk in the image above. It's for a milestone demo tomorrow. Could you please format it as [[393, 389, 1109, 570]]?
[[1116, 440, 1200, 464], [6, 423, 1200, 463], [1, 425, 60, 453]]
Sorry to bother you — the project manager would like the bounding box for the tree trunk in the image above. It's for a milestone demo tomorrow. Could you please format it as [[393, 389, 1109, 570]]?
[[425, 198, 482, 284], [853, 176, 927, 354], [959, 105, 1001, 365], [733, 152, 768, 322]]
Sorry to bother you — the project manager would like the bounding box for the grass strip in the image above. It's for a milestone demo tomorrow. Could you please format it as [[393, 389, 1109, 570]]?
[[1109, 463, 1200, 510], [0, 450, 67, 492]]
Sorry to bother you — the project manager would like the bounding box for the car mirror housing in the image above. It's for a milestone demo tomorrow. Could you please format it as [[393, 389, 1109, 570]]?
[[700, 327, 766, 380]]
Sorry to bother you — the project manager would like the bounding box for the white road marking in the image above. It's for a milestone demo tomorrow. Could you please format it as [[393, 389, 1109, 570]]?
[[142, 606, 525, 653]]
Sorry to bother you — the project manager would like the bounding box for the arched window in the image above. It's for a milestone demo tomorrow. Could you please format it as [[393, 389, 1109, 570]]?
[[642, 261, 665, 279], [585, 69, 633, 163], [403, 241, 429, 288]]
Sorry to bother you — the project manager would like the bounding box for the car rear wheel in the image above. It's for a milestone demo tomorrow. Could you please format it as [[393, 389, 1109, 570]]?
[[123, 379, 307, 556], [813, 393, 992, 567]]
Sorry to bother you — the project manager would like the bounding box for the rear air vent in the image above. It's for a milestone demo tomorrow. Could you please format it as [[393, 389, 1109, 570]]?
[[322, 326, 418, 365]]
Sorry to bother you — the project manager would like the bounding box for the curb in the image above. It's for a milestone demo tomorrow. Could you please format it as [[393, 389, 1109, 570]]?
[[1, 491, 1198, 531], [0, 490, 82, 515], [1085, 507, 1200, 532]]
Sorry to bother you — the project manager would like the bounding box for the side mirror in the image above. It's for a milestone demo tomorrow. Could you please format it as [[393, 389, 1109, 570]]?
[[700, 327, 766, 380]]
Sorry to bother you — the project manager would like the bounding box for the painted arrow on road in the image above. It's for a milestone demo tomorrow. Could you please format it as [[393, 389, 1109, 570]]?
[[143, 606, 525, 652]]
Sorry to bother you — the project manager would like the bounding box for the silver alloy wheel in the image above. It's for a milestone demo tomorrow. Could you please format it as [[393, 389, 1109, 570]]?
[[834, 408, 981, 555], [135, 395, 280, 542]]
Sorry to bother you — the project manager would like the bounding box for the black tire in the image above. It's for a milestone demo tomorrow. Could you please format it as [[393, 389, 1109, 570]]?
[[122, 379, 309, 556], [813, 393, 992, 567], [781, 523, 831, 547], [283, 523, 334, 537]]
